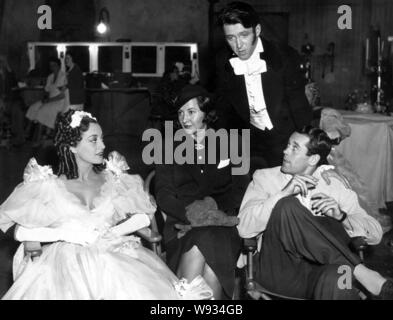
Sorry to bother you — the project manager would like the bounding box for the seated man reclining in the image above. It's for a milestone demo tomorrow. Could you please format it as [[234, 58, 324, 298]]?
[[238, 125, 393, 300]]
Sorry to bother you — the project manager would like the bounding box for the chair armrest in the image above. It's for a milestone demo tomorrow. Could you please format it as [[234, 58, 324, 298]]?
[[242, 237, 306, 300], [243, 238, 258, 252], [350, 236, 368, 251], [135, 227, 162, 243], [349, 236, 368, 261], [23, 241, 42, 259]]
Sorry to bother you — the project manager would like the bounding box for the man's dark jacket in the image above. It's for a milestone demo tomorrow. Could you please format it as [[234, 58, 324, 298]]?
[[215, 38, 313, 146]]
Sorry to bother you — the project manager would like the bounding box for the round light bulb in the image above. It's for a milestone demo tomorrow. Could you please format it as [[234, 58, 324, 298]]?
[[97, 22, 108, 34]]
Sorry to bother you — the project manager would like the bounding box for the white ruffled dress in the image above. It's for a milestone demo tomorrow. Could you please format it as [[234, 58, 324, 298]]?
[[0, 158, 211, 300]]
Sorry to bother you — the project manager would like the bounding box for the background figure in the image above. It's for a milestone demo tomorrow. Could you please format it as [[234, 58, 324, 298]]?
[[320, 107, 392, 233], [0, 55, 15, 144], [155, 85, 250, 299], [0, 55, 16, 104], [152, 62, 192, 122], [64, 52, 85, 111], [0, 54, 25, 147], [26, 57, 67, 144], [215, 2, 312, 173]]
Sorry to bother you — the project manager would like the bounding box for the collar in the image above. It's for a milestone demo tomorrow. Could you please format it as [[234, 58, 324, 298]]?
[[229, 38, 267, 76], [250, 38, 264, 61]]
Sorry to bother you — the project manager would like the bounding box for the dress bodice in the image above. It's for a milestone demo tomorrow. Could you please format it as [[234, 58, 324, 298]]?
[[0, 155, 156, 233]]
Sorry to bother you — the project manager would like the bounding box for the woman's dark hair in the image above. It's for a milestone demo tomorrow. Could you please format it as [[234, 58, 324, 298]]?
[[48, 57, 61, 67], [54, 110, 105, 179], [65, 51, 73, 58], [174, 85, 218, 128], [175, 96, 218, 130], [218, 1, 260, 28], [195, 96, 218, 127], [299, 126, 333, 166]]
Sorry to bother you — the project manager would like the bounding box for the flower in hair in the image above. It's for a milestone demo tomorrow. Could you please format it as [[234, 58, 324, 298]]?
[[70, 111, 96, 128]]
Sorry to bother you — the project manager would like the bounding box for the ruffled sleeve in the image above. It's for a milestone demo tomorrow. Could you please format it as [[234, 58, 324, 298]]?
[[104, 173, 157, 224], [102, 152, 156, 223], [0, 158, 69, 232]]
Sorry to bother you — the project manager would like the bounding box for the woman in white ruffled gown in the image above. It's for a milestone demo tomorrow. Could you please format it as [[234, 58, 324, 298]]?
[[26, 57, 68, 130], [0, 110, 212, 300]]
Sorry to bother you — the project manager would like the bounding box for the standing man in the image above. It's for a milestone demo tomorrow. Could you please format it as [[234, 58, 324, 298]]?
[[215, 1, 312, 171], [64, 52, 85, 111]]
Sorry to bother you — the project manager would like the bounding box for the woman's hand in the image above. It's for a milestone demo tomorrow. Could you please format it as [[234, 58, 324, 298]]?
[[321, 169, 351, 189], [311, 193, 346, 221], [175, 224, 192, 238]]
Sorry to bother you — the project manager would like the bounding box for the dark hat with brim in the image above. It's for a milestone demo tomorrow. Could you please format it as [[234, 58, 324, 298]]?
[[174, 84, 210, 111]]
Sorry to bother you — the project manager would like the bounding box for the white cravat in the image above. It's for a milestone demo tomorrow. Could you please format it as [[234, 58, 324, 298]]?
[[229, 39, 273, 131], [229, 53, 267, 76]]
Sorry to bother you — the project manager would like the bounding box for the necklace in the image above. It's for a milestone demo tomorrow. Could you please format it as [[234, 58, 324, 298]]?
[[193, 128, 206, 150], [195, 143, 204, 150]]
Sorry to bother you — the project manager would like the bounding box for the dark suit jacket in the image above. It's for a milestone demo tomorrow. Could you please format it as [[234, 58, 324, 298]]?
[[215, 38, 312, 146], [155, 135, 250, 243], [67, 64, 85, 105]]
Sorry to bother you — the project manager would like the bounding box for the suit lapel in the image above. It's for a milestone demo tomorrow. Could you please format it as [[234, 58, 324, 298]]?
[[260, 62, 274, 116], [260, 39, 282, 118], [225, 65, 250, 122], [224, 38, 282, 122]]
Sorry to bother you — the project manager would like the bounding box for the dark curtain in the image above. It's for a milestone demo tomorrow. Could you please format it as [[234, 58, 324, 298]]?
[[40, 0, 96, 42], [0, 0, 5, 37]]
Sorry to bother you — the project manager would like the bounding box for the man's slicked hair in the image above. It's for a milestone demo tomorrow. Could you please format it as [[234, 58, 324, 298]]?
[[299, 126, 333, 166], [217, 1, 260, 29]]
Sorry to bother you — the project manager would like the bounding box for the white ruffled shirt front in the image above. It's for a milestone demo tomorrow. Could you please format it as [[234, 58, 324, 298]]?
[[229, 38, 273, 131]]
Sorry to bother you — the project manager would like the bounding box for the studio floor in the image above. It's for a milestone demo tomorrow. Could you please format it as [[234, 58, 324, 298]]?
[[0, 141, 392, 298]]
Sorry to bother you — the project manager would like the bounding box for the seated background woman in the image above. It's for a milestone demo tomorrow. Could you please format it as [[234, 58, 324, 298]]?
[[320, 108, 392, 233], [155, 85, 250, 299], [26, 57, 67, 144], [0, 109, 211, 300]]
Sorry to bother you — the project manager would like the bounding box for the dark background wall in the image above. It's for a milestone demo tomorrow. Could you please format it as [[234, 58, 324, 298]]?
[[93, 0, 210, 84], [0, 0, 42, 76], [1, 0, 393, 107], [41, 0, 96, 42]]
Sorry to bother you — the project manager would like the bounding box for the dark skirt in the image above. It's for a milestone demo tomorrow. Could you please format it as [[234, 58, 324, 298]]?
[[165, 226, 241, 299]]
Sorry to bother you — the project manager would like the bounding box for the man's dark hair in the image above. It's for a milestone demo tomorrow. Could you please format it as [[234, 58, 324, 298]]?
[[218, 1, 260, 28], [65, 51, 74, 60], [299, 126, 332, 166], [48, 57, 61, 67], [196, 95, 218, 127]]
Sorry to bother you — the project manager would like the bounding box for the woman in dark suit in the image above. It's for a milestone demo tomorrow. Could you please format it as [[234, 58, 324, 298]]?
[[155, 85, 250, 299]]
